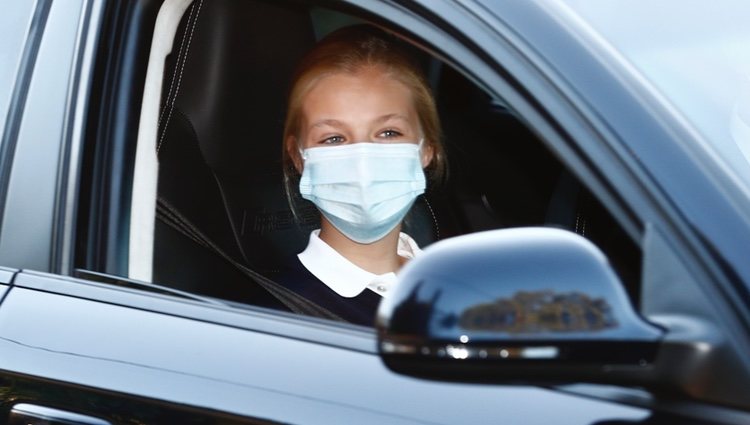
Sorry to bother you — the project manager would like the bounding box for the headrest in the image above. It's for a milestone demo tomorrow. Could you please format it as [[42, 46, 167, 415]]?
[[172, 0, 315, 177]]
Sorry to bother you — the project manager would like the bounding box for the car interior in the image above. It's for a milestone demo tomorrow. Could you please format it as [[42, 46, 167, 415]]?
[[76, 0, 642, 322]]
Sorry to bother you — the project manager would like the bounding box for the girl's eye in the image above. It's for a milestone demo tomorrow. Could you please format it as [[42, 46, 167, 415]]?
[[379, 129, 403, 139], [319, 135, 345, 145]]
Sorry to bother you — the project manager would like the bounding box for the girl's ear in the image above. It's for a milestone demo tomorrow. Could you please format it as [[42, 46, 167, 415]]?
[[287, 135, 303, 173], [421, 141, 434, 168]]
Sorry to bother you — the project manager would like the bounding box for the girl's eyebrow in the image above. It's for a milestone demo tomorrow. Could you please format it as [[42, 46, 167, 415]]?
[[310, 118, 346, 129], [309, 114, 410, 130], [375, 113, 410, 124]]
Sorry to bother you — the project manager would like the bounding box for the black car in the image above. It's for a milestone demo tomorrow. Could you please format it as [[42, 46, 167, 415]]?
[[1, 0, 749, 423]]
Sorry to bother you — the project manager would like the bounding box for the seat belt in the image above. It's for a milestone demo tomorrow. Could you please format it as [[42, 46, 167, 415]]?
[[156, 197, 344, 322]]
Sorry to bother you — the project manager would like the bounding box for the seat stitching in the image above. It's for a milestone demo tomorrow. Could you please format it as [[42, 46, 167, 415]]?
[[156, 2, 195, 138], [157, 0, 204, 154], [424, 196, 440, 240]]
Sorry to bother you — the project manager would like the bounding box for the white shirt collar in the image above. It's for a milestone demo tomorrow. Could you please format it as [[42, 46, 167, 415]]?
[[297, 230, 421, 298]]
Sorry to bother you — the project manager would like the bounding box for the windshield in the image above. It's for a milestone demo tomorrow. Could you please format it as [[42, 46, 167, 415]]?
[[556, 0, 750, 194]]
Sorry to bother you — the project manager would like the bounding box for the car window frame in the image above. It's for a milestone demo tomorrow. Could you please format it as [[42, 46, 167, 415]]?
[[104, 0, 650, 320]]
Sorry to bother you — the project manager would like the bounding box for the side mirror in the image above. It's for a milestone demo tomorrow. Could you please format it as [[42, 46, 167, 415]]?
[[376, 228, 664, 385]]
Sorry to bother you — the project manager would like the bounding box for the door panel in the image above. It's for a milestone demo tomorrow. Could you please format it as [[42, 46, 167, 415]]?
[[0, 271, 655, 425], [0, 286, 343, 423]]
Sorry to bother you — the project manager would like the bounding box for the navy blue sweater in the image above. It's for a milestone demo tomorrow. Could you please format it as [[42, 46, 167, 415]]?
[[274, 255, 381, 326]]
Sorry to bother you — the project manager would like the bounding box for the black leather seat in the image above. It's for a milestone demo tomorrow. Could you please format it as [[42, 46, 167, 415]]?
[[154, 0, 316, 302]]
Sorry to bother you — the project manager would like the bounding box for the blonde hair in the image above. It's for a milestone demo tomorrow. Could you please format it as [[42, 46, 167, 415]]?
[[282, 25, 446, 204]]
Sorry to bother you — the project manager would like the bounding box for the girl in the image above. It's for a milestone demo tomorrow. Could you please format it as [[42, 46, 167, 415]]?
[[278, 25, 446, 325]]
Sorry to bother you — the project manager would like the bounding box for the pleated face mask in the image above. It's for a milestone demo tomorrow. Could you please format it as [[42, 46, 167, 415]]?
[[299, 141, 426, 244]]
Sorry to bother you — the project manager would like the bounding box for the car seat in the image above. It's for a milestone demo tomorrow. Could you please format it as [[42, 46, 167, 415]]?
[[153, 0, 316, 304]]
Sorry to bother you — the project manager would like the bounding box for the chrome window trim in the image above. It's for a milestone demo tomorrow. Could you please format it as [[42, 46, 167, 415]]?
[[52, 0, 106, 275]]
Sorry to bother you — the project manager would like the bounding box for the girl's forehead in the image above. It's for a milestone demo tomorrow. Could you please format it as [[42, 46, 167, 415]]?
[[308, 68, 409, 95], [301, 71, 417, 120]]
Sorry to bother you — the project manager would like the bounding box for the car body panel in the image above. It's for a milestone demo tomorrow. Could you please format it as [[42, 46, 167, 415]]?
[[0, 272, 655, 424]]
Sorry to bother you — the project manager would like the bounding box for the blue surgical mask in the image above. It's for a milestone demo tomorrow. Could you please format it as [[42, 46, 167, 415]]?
[[299, 141, 426, 244]]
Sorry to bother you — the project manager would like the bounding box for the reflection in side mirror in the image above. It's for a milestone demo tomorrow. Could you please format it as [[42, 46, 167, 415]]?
[[376, 228, 664, 385]]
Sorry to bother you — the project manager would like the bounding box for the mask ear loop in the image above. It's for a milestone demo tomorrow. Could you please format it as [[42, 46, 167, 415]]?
[[417, 137, 429, 167], [298, 139, 308, 161]]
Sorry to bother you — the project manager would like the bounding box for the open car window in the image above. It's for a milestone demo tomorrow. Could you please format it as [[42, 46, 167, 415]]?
[[76, 0, 642, 323]]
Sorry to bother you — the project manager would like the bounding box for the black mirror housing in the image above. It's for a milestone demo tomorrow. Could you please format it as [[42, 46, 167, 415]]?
[[377, 228, 664, 385]]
